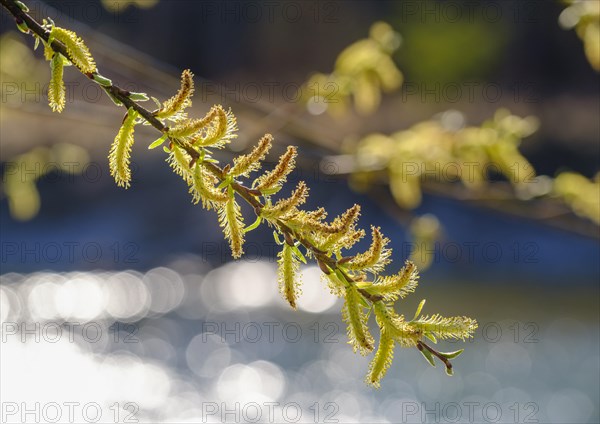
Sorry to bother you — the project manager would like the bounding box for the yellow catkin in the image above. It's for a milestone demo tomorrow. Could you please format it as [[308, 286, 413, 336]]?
[[50, 27, 96, 73], [167, 146, 194, 185], [230, 134, 273, 177], [254, 146, 297, 192], [108, 108, 138, 188], [197, 106, 238, 148], [190, 163, 228, 209], [368, 261, 419, 301], [278, 243, 301, 309], [262, 181, 308, 219], [168, 105, 218, 138], [219, 196, 245, 258], [408, 315, 478, 341], [373, 302, 419, 347], [43, 42, 54, 61], [342, 285, 374, 355], [346, 226, 391, 272], [156, 69, 194, 119], [366, 332, 394, 388], [48, 54, 65, 112], [319, 204, 361, 250]]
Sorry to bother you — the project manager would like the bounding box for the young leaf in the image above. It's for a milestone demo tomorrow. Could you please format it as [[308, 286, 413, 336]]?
[[15, 1, 29, 12], [273, 230, 284, 245], [424, 332, 437, 344], [92, 73, 112, 87], [419, 344, 436, 367], [129, 92, 149, 102], [439, 349, 464, 360], [243, 216, 262, 233], [148, 133, 168, 149], [17, 21, 29, 34], [291, 244, 308, 264], [102, 86, 123, 106], [108, 107, 138, 188], [413, 299, 426, 320]]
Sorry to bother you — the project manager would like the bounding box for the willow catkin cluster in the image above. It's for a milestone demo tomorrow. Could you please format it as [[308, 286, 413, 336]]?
[[125, 69, 477, 386], [16, 7, 476, 388]]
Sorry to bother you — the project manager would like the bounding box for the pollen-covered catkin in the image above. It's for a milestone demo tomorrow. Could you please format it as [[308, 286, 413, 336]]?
[[108, 108, 138, 188], [48, 54, 65, 112]]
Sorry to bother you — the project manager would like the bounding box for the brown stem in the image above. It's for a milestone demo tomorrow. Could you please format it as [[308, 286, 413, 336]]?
[[417, 341, 453, 371]]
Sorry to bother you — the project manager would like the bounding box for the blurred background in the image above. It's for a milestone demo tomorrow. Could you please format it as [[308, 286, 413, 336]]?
[[1, 0, 599, 423]]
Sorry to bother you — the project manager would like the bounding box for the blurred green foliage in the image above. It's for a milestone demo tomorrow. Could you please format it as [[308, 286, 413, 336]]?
[[392, 1, 509, 84], [560, 0, 600, 71], [303, 22, 403, 117], [101, 0, 159, 12], [553, 172, 600, 225], [0, 32, 45, 87], [408, 214, 442, 271], [2, 144, 89, 221], [351, 109, 539, 209]]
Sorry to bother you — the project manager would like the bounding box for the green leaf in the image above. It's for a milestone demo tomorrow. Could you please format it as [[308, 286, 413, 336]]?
[[92, 73, 112, 87], [16, 1, 29, 12], [34, 36, 40, 50], [358, 294, 370, 308], [243, 216, 262, 233], [291, 244, 307, 264], [355, 281, 372, 290], [217, 176, 233, 190], [149, 133, 168, 149], [424, 332, 437, 344], [162, 146, 171, 154], [129, 92, 149, 102], [151, 96, 161, 109], [419, 347, 436, 367], [364, 305, 373, 321], [439, 349, 464, 360], [413, 299, 426, 320], [60, 55, 72, 66], [445, 366, 454, 376], [273, 231, 283, 245], [102, 87, 123, 106], [17, 21, 29, 34], [260, 186, 282, 196]]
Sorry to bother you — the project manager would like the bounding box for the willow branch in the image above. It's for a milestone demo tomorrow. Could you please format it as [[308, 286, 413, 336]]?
[[1, 0, 376, 301]]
